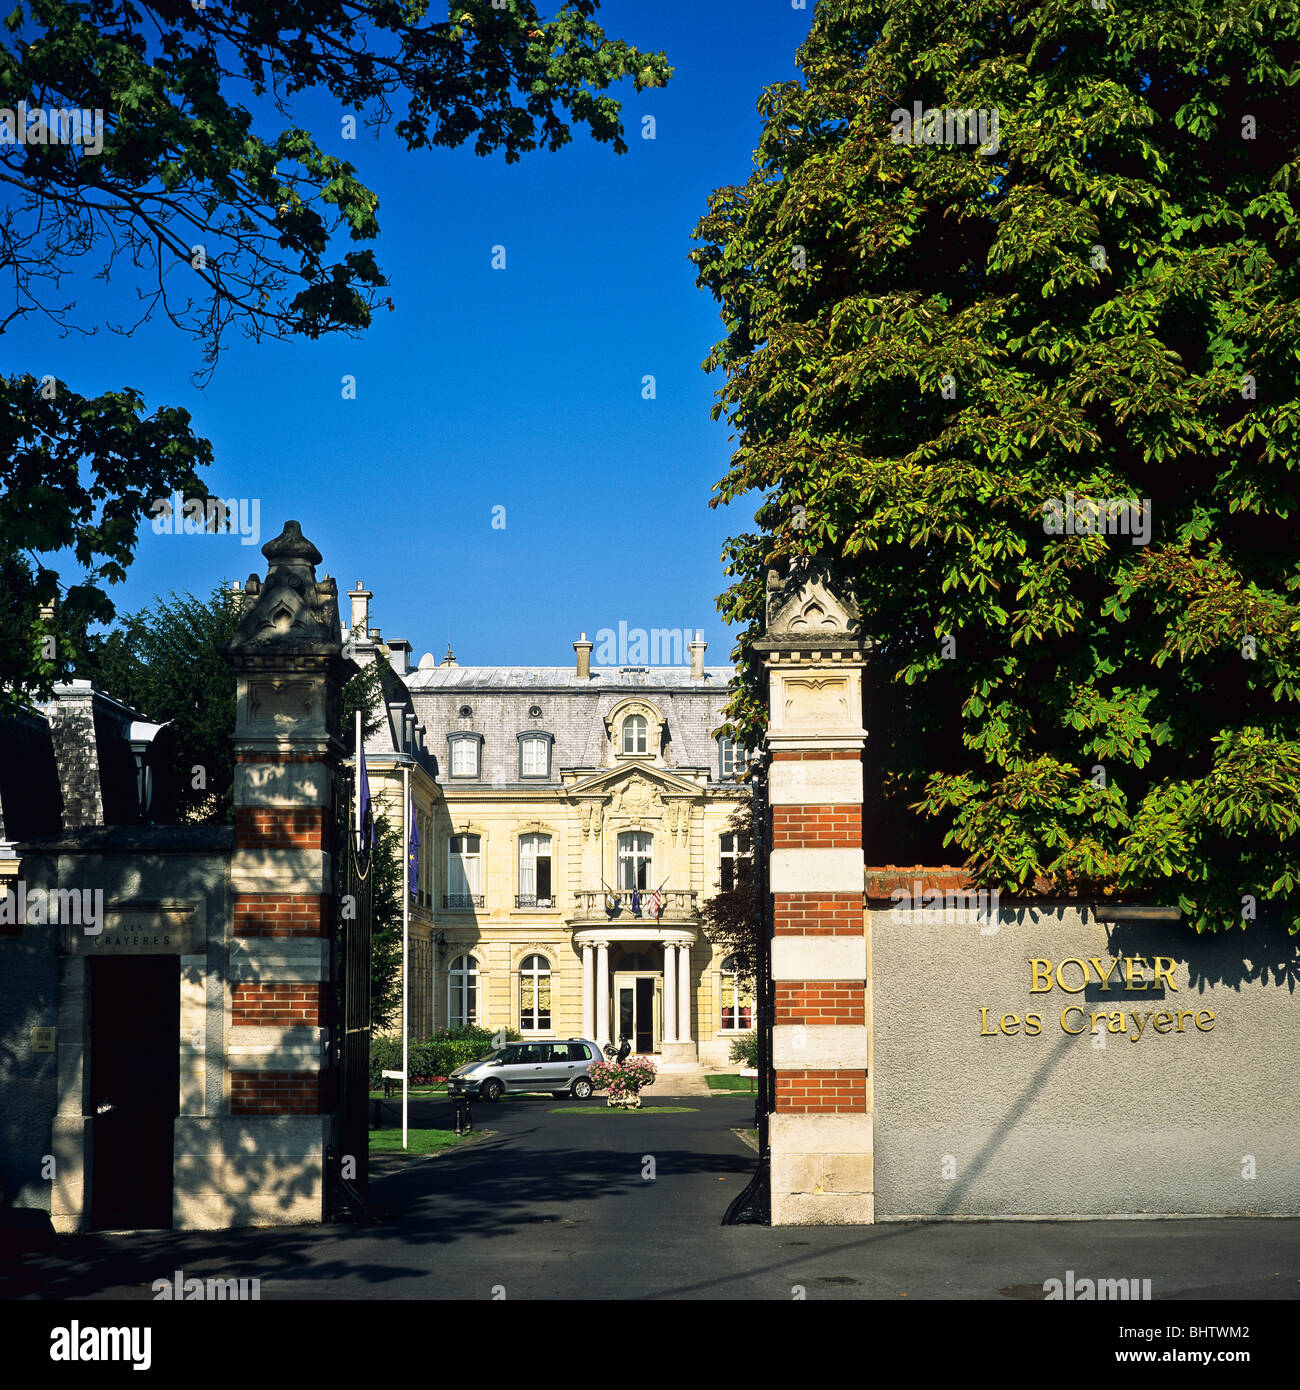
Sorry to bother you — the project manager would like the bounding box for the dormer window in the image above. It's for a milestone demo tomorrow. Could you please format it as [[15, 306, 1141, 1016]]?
[[719, 735, 748, 780], [518, 732, 553, 779], [448, 732, 482, 779], [622, 714, 648, 755]]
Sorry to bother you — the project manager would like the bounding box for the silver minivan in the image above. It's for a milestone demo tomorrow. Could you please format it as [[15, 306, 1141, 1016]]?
[[448, 1038, 603, 1102]]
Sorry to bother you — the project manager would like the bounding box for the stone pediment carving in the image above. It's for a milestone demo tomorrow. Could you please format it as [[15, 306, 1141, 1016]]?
[[570, 762, 699, 800], [763, 558, 862, 641], [609, 775, 659, 820]]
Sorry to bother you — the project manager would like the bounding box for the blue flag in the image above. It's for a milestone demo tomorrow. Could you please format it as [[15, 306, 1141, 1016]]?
[[630, 887, 641, 917], [357, 740, 373, 852], [408, 788, 420, 896]]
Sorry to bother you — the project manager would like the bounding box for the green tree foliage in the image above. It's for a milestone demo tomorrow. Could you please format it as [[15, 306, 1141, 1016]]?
[[0, 378, 212, 717], [365, 808, 405, 1033], [698, 801, 759, 979], [692, 0, 1300, 933], [84, 584, 240, 822], [1, 0, 669, 710]]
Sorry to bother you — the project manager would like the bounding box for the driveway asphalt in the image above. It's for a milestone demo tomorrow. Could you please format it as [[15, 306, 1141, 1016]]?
[[2, 1091, 1297, 1303]]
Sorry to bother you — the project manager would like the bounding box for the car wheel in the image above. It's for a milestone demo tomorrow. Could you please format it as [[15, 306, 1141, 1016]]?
[[572, 1077, 594, 1100], [481, 1078, 503, 1102]]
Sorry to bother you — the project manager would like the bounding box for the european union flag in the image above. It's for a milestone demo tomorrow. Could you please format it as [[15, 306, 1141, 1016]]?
[[408, 787, 420, 896], [630, 887, 642, 917]]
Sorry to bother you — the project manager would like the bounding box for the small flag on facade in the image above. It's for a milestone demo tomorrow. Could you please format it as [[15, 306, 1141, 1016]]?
[[630, 887, 642, 917], [357, 738, 373, 852], [605, 888, 621, 917], [408, 787, 420, 897], [648, 887, 663, 919]]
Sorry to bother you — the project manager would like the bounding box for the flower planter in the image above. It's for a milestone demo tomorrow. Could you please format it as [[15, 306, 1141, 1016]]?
[[592, 1056, 657, 1110]]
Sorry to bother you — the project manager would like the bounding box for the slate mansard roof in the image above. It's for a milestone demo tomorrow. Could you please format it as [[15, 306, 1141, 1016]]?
[[405, 665, 738, 786]]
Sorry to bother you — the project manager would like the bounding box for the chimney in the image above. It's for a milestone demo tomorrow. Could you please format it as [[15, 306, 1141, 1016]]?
[[574, 631, 593, 680], [387, 638, 411, 677], [348, 580, 372, 636], [688, 630, 707, 679]]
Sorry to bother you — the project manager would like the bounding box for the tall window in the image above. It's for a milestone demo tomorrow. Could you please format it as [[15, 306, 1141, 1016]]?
[[519, 953, 552, 1031], [720, 954, 753, 1030], [720, 829, 753, 893], [447, 834, 481, 907], [622, 714, 648, 754], [718, 735, 747, 780], [418, 812, 430, 907], [449, 954, 479, 1026], [519, 734, 551, 779], [449, 734, 481, 778], [617, 830, 653, 890], [518, 833, 553, 906]]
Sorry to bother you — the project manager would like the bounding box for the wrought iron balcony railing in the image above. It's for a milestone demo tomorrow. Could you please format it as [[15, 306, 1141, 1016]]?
[[514, 894, 558, 909], [573, 888, 698, 920], [442, 894, 484, 911]]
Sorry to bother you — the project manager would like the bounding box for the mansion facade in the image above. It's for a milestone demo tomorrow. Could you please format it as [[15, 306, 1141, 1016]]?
[[348, 583, 753, 1065]]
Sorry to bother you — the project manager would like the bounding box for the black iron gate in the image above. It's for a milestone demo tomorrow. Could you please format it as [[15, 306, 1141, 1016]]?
[[328, 767, 373, 1221]]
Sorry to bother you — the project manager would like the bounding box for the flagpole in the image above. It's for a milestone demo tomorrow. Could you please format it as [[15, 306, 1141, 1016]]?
[[402, 763, 410, 1152], [354, 709, 362, 847]]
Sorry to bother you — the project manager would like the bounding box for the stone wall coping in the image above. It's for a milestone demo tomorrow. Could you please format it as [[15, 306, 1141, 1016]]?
[[16, 826, 234, 854]]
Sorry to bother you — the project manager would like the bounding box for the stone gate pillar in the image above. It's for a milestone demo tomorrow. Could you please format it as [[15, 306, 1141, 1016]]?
[[218, 521, 350, 1225], [753, 561, 872, 1224]]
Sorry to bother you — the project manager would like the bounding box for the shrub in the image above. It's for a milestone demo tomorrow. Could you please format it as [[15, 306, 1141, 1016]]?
[[728, 1032, 759, 1068], [368, 1025, 520, 1087]]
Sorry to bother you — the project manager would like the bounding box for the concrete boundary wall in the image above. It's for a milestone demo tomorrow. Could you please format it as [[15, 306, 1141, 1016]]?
[[870, 904, 1300, 1217]]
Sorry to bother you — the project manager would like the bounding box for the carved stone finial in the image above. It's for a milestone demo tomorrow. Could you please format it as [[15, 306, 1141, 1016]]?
[[261, 519, 323, 568], [761, 556, 862, 641], [222, 520, 342, 661]]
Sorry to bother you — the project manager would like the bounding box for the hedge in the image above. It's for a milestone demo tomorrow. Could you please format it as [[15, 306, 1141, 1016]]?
[[368, 1026, 520, 1087]]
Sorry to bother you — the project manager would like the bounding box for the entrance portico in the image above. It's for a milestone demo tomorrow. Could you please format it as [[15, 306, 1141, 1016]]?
[[575, 927, 697, 1061]]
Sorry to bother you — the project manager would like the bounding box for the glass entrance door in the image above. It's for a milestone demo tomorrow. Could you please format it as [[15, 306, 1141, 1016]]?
[[613, 973, 662, 1053]]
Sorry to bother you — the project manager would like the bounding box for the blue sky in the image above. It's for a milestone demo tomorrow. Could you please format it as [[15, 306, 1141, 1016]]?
[[4, 1, 816, 667]]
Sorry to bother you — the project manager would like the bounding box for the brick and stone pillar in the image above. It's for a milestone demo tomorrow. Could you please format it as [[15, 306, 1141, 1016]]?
[[754, 561, 872, 1225], [219, 521, 351, 1224]]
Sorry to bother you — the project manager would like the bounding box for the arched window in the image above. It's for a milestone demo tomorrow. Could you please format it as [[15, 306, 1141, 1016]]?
[[449, 954, 479, 1027], [517, 833, 553, 907], [519, 954, 552, 1032], [617, 830, 653, 890], [720, 954, 753, 1031], [622, 714, 648, 754]]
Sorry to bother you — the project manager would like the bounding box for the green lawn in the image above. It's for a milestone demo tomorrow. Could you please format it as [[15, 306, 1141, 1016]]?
[[705, 1074, 756, 1092], [550, 1105, 699, 1115], [368, 1127, 482, 1156]]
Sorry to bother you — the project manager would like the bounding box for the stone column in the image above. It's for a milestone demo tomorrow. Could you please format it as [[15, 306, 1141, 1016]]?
[[595, 939, 610, 1046], [581, 941, 594, 1040], [662, 942, 678, 1045], [753, 560, 872, 1226], [677, 943, 693, 1046], [216, 521, 352, 1228]]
